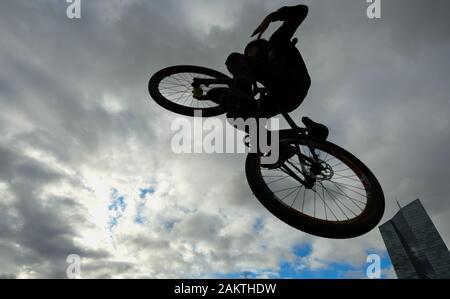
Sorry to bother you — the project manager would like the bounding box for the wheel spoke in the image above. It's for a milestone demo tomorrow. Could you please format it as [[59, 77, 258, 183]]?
[[332, 172, 361, 183], [319, 182, 352, 219], [290, 186, 302, 208], [331, 181, 367, 198], [157, 71, 222, 109], [255, 138, 376, 223], [302, 187, 306, 213], [326, 181, 366, 211], [272, 185, 299, 194], [314, 187, 338, 221], [279, 186, 302, 202], [266, 175, 290, 185]]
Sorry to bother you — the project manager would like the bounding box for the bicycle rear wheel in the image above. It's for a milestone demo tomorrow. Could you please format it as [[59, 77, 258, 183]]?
[[245, 137, 385, 239], [148, 65, 231, 117]]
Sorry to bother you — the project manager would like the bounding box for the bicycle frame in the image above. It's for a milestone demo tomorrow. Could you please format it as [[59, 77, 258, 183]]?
[[192, 76, 322, 188], [278, 113, 322, 188], [150, 66, 385, 238], [192, 77, 233, 88]]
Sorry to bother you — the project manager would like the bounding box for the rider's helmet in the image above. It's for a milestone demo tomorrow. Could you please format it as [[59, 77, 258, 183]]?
[[245, 39, 270, 61]]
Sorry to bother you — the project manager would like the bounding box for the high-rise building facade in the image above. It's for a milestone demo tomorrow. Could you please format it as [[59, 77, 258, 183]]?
[[379, 199, 450, 279]]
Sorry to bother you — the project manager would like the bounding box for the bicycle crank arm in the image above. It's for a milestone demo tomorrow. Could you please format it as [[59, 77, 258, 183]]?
[[192, 78, 233, 88]]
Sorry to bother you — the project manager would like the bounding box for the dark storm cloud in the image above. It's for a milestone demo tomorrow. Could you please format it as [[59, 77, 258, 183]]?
[[81, 260, 136, 278], [384, 0, 450, 52], [0, 144, 60, 184], [0, 144, 109, 278], [0, 0, 164, 164], [0, 0, 221, 277]]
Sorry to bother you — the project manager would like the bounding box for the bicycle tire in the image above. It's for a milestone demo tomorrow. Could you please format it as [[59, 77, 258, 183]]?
[[148, 65, 230, 117], [245, 137, 385, 239]]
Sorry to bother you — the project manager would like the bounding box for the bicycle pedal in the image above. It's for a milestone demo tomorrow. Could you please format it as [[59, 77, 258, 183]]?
[[193, 87, 204, 98]]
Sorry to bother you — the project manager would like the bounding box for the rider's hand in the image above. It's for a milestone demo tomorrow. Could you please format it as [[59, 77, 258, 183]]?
[[251, 14, 273, 39]]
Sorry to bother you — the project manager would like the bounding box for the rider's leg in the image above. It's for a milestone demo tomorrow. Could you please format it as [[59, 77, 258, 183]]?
[[221, 53, 265, 123], [220, 90, 255, 120], [225, 52, 274, 93], [200, 53, 261, 104], [226, 53, 254, 79]]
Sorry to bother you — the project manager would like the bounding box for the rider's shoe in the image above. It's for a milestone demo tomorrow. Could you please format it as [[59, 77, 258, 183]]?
[[302, 117, 329, 141], [195, 87, 230, 104]]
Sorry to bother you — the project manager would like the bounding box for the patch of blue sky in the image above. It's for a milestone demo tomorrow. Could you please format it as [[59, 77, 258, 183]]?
[[213, 261, 352, 279], [292, 244, 312, 257], [108, 188, 126, 213], [213, 270, 280, 279], [134, 214, 147, 225], [134, 187, 155, 225], [213, 245, 394, 279], [134, 200, 148, 224], [278, 259, 356, 279], [108, 217, 119, 231], [108, 188, 127, 233], [277, 248, 394, 279], [377, 251, 394, 278], [252, 218, 265, 233], [139, 187, 155, 199], [160, 219, 181, 231]]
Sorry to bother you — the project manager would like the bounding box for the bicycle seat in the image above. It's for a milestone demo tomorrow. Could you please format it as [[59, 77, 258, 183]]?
[[302, 117, 329, 141]]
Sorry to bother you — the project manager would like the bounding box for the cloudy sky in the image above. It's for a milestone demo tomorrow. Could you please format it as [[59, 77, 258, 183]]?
[[0, 0, 449, 279]]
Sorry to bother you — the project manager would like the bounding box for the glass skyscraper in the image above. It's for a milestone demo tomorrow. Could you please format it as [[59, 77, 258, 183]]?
[[379, 199, 450, 279]]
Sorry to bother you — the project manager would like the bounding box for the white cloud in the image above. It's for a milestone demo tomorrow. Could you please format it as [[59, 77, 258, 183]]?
[[0, 0, 449, 278]]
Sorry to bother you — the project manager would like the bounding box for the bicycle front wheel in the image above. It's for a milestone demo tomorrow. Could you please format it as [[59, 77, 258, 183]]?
[[245, 137, 385, 239], [148, 65, 230, 117]]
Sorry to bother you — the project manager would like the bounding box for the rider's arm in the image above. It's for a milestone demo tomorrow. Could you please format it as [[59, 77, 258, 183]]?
[[268, 5, 308, 44]]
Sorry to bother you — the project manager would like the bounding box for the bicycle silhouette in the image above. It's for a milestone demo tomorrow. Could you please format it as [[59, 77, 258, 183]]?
[[148, 65, 385, 239]]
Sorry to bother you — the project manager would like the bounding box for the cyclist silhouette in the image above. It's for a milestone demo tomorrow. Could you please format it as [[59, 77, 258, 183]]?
[[207, 4, 311, 119], [149, 4, 385, 239]]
